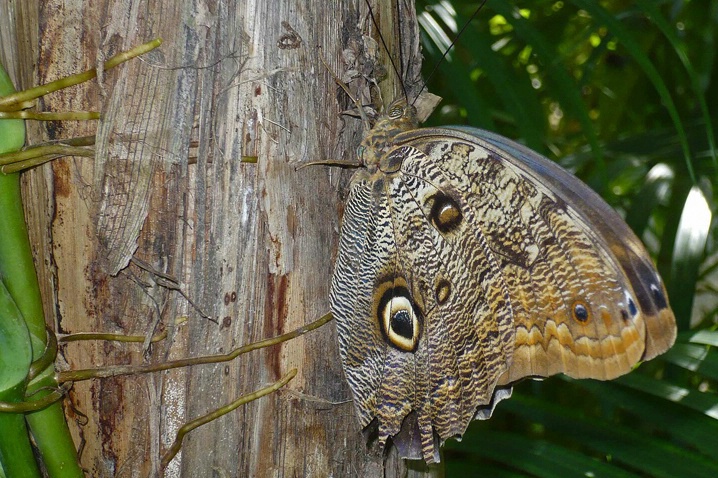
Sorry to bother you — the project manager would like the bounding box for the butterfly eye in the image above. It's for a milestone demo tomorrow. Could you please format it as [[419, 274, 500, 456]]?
[[388, 105, 403, 119], [378, 288, 422, 352], [429, 193, 463, 233]]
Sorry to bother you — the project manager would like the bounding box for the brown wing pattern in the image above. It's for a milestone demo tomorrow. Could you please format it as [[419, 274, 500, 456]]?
[[382, 147, 517, 461], [398, 128, 675, 385], [329, 120, 676, 464], [331, 147, 518, 462]]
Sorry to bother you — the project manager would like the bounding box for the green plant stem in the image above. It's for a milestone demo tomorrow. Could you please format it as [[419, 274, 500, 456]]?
[[0, 144, 95, 166], [0, 386, 68, 413], [0, 136, 96, 174], [1, 149, 95, 174], [0, 64, 44, 478], [59, 328, 168, 343], [0, 111, 100, 120], [27, 329, 57, 381], [0, 281, 40, 478], [58, 312, 332, 382], [0, 64, 83, 478]]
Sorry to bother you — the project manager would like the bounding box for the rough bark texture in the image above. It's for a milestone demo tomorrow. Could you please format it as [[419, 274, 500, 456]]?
[[1, 0, 438, 476]]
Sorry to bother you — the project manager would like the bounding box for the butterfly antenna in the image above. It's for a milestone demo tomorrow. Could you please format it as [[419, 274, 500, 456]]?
[[414, 0, 488, 104], [364, 0, 409, 103]]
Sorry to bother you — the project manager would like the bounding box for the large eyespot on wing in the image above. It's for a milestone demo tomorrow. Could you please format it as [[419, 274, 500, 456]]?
[[330, 167, 429, 459], [394, 127, 675, 386], [373, 152, 516, 463], [375, 279, 423, 352], [334, 144, 518, 463]]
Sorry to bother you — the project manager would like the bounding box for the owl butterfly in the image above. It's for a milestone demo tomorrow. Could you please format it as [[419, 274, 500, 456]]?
[[328, 1, 677, 464]]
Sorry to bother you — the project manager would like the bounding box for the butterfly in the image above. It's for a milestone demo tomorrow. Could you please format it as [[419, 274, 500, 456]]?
[[328, 93, 677, 462]]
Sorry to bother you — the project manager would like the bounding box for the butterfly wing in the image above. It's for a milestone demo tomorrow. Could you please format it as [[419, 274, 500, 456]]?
[[331, 160, 516, 462], [396, 126, 676, 385], [452, 127, 677, 363], [330, 126, 676, 463]]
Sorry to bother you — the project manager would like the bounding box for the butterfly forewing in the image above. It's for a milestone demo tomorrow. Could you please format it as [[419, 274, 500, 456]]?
[[464, 127, 677, 360], [396, 128, 675, 382]]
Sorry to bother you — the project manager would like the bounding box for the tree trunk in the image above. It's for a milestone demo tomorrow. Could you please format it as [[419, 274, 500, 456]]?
[[1, 0, 438, 476]]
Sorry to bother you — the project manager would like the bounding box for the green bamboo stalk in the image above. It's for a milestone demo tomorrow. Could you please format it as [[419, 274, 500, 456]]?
[[0, 64, 43, 478], [0, 281, 39, 478], [0, 62, 84, 477]]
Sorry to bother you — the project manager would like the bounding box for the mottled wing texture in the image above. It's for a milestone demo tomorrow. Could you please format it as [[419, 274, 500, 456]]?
[[331, 155, 516, 462], [424, 127, 677, 383], [330, 126, 676, 463]]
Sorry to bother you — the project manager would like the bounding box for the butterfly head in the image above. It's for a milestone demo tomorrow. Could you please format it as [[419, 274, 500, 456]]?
[[382, 98, 419, 130], [357, 98, 419, 169]]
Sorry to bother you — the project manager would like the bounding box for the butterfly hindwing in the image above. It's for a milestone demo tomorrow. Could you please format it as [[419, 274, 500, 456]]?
[[384, 149, 518, 460], [333, 142, 522, 461], [331, 171, 386, 427]]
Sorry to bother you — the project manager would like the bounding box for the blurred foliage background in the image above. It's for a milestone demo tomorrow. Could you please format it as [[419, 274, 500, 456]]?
[[415, 0, 718, 476]]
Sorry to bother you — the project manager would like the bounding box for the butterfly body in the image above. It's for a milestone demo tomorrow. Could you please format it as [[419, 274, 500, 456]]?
[[329, 99, 676, 463]]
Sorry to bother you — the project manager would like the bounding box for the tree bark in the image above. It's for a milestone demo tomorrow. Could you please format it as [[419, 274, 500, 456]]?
[[1, 0, 437, 476]]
